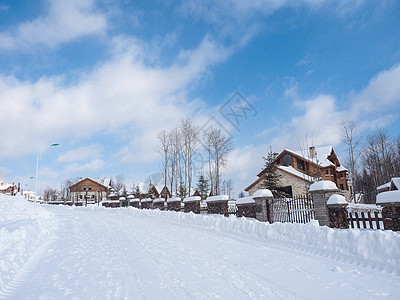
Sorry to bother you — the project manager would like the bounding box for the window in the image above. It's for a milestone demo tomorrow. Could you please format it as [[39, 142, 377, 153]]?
[[83, 186, 87, 191], [340, 173, 343, 179], [325, 169, 329, 175], [89, 186, 92, 191], [296, 158, 305, 172], [339, 183, 344, 190], [282, 154, 292, 166]]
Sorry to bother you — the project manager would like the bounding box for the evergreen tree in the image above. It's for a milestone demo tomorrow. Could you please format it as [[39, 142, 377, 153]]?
[[197, 173, 209, 200], [238, 191, 246, 198], [260, 150, 283, 197], [134, 184, 141, 198], [147, 180, 157, 199]]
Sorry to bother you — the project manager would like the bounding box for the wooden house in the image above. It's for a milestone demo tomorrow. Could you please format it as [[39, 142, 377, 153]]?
[[69, 177, 109, 204], [246, 146, 350, 198]]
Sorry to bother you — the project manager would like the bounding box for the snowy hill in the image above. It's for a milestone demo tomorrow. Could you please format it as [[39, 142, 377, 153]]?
[[1, 194, 399, 299]]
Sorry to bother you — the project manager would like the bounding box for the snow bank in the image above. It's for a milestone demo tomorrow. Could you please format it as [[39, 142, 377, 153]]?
[[253, 189, 273, 198], [119, 208, 400, 275], [0, 194, 56, 289], [309, 180, 338, 192], [206, 195, 229, 202], [376, 190, 400, 204], [327, 194, 347, 205]]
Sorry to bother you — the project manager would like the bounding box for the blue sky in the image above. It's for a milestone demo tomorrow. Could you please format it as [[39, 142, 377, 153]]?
[[1, 0, 400, 196]]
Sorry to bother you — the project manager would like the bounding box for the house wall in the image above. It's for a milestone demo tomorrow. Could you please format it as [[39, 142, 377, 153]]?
[[70, 178, 108, 203], [247, 169, 311, 196]]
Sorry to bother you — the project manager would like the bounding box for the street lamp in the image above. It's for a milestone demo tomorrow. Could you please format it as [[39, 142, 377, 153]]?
[[34, 143, 60, 205]]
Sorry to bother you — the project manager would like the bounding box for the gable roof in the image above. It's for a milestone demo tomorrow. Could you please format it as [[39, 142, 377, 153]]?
[[278, 146, 335, 168], [69, 177, 108, 190]]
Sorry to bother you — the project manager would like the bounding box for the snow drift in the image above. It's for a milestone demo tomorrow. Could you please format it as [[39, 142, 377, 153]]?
[[0, 194, 57, 289], [117, 207, 400, 275]]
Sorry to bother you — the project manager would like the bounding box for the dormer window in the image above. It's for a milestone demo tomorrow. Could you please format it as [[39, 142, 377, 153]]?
[[282, 153, 292, 166]]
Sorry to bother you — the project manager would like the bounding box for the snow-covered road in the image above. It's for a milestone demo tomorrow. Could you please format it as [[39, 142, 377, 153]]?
[[1, 198, 400, 299]]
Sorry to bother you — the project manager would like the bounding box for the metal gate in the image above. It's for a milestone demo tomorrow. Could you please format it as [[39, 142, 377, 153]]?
[[270, 195, 315, 224]]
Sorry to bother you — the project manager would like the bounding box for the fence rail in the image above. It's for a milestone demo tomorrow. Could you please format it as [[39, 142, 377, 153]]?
[[347, 211, 384, 229]]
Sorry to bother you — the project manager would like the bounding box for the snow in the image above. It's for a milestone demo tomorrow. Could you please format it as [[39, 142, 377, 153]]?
[[167, 196, 181, 203], [129, 198, 140, 203], [236, 196, 255, 205], [327, 194, 347, 205], [183, 196, 201, 203], [285, 146, 335, 167], [309, 180, 338, 192], [140, 197, 152, 203], [391, 177, 400, 190], [347, 203, 382, 213], [377, 182, 391, 190], [376, 190, 400, 204], [253, 189, 273, 198], [336, 165, 347, 172], [205, 195, 229, 202], [153, 197, 165, 203], [1, 194, 400, 299], [278, 165, 315, 182], [119, 196, 126, 201]]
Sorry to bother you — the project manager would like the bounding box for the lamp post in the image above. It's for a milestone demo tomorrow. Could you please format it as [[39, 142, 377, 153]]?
[[34, 143, 60, 205]]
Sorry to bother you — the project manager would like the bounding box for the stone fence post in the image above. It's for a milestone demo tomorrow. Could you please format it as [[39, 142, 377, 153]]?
[[309, 181, 341, 227], [377, 191, 400, 231], [252, 189, 273, 223], [326, 194, 349, 229]]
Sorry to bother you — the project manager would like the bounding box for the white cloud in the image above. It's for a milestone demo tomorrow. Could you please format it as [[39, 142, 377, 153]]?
[[57, 144, 103, 163], [0, 0, 107, 50], [0, 36, 230, 162]]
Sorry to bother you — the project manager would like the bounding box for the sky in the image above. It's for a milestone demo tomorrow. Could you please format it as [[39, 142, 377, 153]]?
[[1, 0, 400, 196]]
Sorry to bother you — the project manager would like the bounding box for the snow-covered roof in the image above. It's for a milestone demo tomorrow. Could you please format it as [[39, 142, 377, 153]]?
[[377, 182, 391, 190], [278, 166, 315, 182], [391, 177, 400, 190], [0, 181, 13, 191], [327, 194, 347, 205], [284, 146, 335, 167], [183, 196, 201, 203], [167, 196, 181, 203], [376, 190, 400, 204], [129, 198, 140, 203], [236, 196, 255, 205], [309, 180, 338, 192], [206, 195, 229, 203], [336, 165, 347, 172], [253, 189, 273, 198]]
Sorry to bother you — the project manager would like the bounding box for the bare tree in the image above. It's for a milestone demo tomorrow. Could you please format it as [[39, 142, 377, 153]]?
[[180, 118, 199, 196], [43, 187, 58, 202], [340, 121, 361, 201], [61, 177, 80, 200], [157, 130, 170, 190], [111, 174, 126, 195], [203, 128, 233, 195]]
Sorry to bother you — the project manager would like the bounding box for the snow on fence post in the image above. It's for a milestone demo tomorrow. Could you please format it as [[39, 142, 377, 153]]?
[[236, 196, 256, 218], [309, 181, 340, 227], [167, 197, 182, 212], [252, 189, 273, 222], [376, 191, 400, 231], [206, 195, 229, 215], [183, 196, 202, 214], [327, 194, 349, 229]]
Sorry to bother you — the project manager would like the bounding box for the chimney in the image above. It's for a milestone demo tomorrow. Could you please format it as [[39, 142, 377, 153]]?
[[309, 146, 316, 159]]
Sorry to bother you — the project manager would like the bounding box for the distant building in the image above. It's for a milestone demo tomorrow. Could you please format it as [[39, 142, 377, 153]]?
[[245, 146, 350, 198], [377, 177, 400, 194], [0, 181, 18, 195], [69, 178, 109, 204], [22, 190, 36, 201]]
